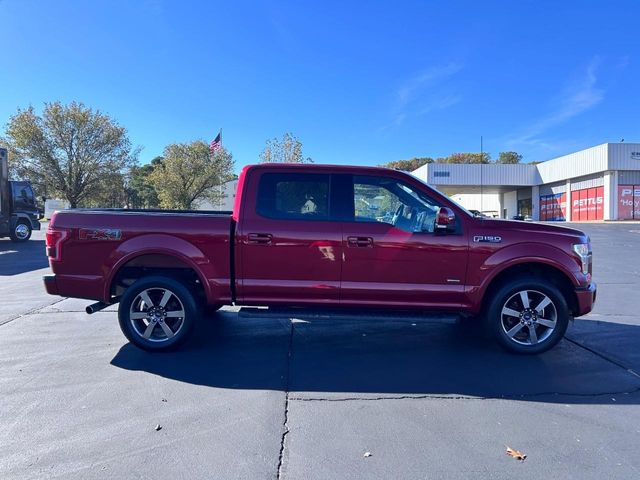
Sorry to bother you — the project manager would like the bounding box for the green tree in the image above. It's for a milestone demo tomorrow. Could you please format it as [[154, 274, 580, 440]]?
[[128, 156, 162, 208], [149, 141, 234, 209], [437, 152, 491, 164], [4, 101, 137, 207], [497, 151, 523, 164], [88, 171, 128, 208], [381, 157, 434, 171], [259, 132, 313, 163]]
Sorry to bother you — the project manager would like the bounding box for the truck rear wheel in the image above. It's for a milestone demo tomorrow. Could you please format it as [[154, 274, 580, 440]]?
[[486, 277, 569, 354], [10, 221, 32, 242], [118, 276, 198, 352]]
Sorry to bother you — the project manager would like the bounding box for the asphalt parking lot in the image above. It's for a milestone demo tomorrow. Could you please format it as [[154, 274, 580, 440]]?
[[1, 223, 639, 479]]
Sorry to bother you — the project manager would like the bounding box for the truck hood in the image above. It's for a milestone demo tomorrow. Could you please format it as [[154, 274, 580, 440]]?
[[476, 218, 589, 242]]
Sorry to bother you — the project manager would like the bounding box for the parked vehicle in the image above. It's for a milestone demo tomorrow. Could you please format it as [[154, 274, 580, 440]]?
[[469, 209, 487, 218], [0, 147, 41, 242], [43, 163, 596, 354]]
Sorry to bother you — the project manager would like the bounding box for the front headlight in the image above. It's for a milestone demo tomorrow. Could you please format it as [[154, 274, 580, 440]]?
[[572, 243, 592, 275]]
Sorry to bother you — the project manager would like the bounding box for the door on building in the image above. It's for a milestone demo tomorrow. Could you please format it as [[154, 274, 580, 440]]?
[[618, 185, 640, 220], [571, 187, 604, 221], [517, 198, 532, 218], [540, 193, 566, 222], [539, 193, 567, 221]]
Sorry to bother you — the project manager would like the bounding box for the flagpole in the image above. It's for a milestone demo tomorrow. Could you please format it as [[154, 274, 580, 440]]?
[[480, 135, 483, 216], [216, 128, 223, 208]]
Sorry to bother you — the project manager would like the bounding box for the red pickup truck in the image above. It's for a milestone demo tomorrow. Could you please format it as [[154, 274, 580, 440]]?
[[43, 163, 596, 354]]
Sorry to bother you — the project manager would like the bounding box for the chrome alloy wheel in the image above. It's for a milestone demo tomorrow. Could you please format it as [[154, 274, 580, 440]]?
[[129, 288, 186, 343], [15, 223, 30, 240], [500, 289, 558, 346]]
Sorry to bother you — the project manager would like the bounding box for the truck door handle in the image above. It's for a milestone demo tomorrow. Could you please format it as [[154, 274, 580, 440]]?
[[247, 233, 273, 245], [347, 236, 373, 247]]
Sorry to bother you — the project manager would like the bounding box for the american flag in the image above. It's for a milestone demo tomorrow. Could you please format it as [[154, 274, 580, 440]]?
[[210, 130, 222, 155]]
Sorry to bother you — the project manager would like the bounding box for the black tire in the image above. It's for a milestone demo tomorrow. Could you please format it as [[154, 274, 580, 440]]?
[[486, 277, 569, 354], [10, 221, 32, 242], [118, 276, 199, 352]]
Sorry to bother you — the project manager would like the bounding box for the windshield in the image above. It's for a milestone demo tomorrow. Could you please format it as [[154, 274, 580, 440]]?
[[408, 172, 474, 218]]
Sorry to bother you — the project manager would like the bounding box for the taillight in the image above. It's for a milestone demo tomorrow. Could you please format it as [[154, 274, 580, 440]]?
[[46, 228, 69, 261]]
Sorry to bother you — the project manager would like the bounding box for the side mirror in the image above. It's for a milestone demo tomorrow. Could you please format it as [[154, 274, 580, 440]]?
[[435, 207, 456, 232]]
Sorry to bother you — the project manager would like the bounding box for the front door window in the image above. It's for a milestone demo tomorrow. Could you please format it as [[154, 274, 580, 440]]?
[[353, 175, 440, 233]]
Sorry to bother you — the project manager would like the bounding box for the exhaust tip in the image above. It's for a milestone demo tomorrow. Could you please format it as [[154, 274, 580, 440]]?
[[86, 301, 109, 315]]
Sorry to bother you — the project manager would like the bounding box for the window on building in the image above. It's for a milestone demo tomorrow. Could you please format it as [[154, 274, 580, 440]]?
[[517, 198, 532, 218], [256, 173, 330, 220]]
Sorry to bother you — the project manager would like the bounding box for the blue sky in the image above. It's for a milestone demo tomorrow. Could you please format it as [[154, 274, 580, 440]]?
[[1, 0, 638, 171]]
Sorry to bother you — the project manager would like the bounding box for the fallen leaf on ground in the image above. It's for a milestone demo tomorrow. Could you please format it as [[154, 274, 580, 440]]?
[[505, 446, 526, 461]]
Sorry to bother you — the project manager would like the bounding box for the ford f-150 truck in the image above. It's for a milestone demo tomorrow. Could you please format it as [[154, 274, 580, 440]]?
[[43, 163, 596, 354]]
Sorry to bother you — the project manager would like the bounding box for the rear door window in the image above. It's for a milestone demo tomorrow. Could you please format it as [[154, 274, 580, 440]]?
[[256, 173, 330, 221]]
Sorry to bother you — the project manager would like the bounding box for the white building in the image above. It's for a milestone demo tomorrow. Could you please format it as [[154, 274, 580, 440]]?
[[196, 179, 238, 211], [412, 142, 640, 221], [44, 199, 70, 219]]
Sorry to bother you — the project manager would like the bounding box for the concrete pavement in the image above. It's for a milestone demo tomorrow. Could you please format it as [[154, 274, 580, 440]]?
[[1, 223, 639, 479]]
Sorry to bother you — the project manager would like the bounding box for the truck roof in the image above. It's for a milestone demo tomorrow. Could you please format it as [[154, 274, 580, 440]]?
[[241, 163, 403, 176], [232, 163, 426, 222]]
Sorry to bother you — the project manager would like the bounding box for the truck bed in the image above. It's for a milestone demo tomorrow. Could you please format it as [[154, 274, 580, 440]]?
[[47, 208, 234, 304]]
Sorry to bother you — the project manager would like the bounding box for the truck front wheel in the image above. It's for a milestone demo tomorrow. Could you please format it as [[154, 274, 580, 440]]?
[[10, 221, 32, 242], [118, 276, 198, 352], [486, 277, 569, 354]]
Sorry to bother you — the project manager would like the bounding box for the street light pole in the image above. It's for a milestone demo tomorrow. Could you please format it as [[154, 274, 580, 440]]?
[[480, 135, 484, 215]]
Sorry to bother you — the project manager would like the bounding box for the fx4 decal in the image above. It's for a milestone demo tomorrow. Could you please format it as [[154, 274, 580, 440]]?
[[79, 228, 122, 241], [473, 235, 502, 243]]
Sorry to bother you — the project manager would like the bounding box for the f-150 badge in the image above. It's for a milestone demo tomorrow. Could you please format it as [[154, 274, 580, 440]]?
[[473, 235, 502, 243]]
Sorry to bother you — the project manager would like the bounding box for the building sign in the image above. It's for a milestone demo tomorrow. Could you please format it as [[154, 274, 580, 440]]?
[[631, 151, 640, 160], [618, 185, 640, 220], [539, 192, 566, 221], [571, 186, 604, 221]]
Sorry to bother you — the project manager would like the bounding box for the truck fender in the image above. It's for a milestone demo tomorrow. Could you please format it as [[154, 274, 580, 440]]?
[[102, 234, 215, 303], [10, 213, 39, 231], [468, 242, 581, 310]]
